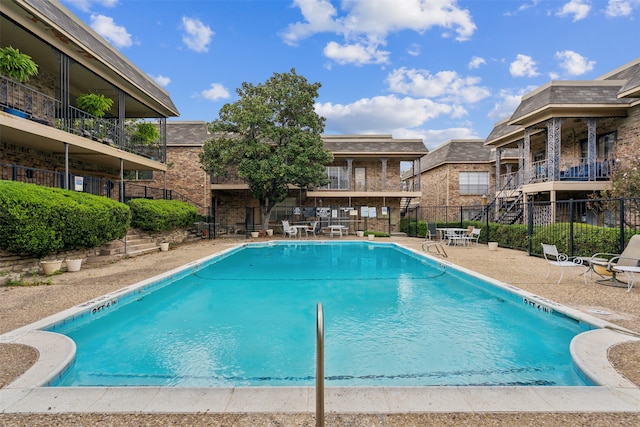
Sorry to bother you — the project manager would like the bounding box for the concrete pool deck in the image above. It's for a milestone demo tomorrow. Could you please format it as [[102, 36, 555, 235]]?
[[2, 236, 640, 425]]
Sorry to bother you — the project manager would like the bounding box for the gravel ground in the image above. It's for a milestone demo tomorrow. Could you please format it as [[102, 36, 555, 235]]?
[[1, 236, 640, 426]]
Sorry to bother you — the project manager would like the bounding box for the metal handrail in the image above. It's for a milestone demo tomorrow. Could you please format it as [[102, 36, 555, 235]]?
[[316, 303, 324, 427]]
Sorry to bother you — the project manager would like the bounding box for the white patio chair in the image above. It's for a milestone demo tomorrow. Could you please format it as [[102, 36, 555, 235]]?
[[444, 229, 464, 246], [466, 228, 481, 245], [541, 243, 581, 284], [281, 220, 297, 238], [305, 221, 320, 238]]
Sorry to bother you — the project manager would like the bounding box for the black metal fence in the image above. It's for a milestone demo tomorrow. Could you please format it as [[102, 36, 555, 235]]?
[[403, 197, 640, 257], [204, 205, 395, 238], [1, 163, 207, 215]]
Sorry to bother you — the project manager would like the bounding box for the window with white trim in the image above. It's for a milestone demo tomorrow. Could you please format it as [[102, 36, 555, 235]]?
[[459, 171, 489, 195], [322, 166, 349, 190]]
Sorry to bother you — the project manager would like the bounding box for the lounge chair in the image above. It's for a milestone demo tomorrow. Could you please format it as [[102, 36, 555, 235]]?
[[541, 243, 581, 284], [590, 234, 640, 289], [281, 220, 297, 238]]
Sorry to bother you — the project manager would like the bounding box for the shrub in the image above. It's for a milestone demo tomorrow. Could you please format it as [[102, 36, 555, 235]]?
[[0, 181, 130, 258], [127, 199, 200, 232]]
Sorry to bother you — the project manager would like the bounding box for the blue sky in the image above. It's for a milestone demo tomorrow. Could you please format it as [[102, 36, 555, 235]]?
[[61, 0, 639, 150]]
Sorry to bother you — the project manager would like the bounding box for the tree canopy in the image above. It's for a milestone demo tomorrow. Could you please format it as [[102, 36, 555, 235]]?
[[199, 69, 333, 230]]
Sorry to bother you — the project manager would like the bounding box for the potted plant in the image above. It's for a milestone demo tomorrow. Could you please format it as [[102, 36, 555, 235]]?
[[0, 46, 38, 83], [40, 259, 63, 275], [65, 258, 83, 272], [76, 92, 113, 118], [0, 46, 39, 118], [133, 122, 160, 146]]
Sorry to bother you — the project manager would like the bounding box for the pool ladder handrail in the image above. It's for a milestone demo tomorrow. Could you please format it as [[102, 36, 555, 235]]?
[[316, 303, 325, 427], [422, 241, 448, 258]]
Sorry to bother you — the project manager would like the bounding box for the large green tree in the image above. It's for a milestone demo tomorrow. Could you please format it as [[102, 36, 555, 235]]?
[[199, 69, 333, 230]]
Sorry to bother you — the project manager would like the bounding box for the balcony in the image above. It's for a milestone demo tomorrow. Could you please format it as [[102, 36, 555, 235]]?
[[0, 75, 164, 162], [530, 157, 612, 183]]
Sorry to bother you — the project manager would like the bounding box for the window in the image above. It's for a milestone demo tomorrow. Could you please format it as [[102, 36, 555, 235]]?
[[354, 167, 365, 191], [322, 166, 349, 190], [459, 171, 489, 195], [124, 170, 153, 180], [580, 131, 616, 159]]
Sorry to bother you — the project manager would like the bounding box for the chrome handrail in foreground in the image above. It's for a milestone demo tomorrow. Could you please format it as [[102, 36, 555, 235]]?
[[316, 303, 325, 427]]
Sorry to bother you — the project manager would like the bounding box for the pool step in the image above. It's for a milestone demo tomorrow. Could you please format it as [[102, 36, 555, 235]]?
[[85, 231, 161, 264]]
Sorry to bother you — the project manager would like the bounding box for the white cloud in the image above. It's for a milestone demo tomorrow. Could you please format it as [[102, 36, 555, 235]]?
[[181, 17, 214, 53], [556, 0, 591, 21], [503, 0, 541, 16], [200, 83, 230, 101], [488, 92, 521, 122], [63, 0, 118, 13], [407, 43, 420, 57], [283, 0, 476, 65], [555, 50, 595, 76], [422, 128, 479, 150], [89, 14, 132, 48], [468, 56, 486, 69], [315, 95, 453, 134], [151, 74, 171, 87], [323, 41, 389, 65], [606, 0, 640, 16], [509, 54, 539, 77], [386, 67, 490, 104]]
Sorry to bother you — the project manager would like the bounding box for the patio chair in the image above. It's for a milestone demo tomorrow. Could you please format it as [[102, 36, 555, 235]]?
[[281, 220, 297, 238], [590, 234, 640, 288], [465, 228, 481, 246], [305, 221, 320, 238], [541, 243, 582, 284], [444, 229, 465, 246], [425, 223, 437, 240]]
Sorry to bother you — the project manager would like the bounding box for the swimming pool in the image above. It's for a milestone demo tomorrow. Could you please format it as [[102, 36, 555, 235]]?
[[47, 241, 593, 387]]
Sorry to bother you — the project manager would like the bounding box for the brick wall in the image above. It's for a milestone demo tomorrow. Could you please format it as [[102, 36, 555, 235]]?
[[150, 146, 210, 209]]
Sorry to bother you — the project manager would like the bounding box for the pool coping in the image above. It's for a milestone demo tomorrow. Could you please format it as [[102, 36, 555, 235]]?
[[1, 241, 640, 414]]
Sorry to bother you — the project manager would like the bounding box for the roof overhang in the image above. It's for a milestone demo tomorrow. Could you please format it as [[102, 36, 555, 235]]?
[[508, 105, 629, 127]]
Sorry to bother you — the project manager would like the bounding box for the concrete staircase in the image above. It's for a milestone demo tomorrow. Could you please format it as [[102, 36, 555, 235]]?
[[85, 229, 160, 265]]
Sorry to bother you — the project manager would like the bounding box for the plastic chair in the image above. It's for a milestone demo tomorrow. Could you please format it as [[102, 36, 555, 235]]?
[[281, 220, 297, 238], [541, 243, 581, 284]]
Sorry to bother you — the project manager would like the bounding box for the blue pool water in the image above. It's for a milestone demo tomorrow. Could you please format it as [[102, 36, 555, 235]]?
[[48, 242, 593, 387]]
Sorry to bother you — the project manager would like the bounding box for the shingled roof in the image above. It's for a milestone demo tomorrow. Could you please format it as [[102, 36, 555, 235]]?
[[420, 139, 493, 172], [604, 59, 640, 98], [508, 81, 629, 125], [166, 122, 211, 145], [166, 126, 428, 160], [321, 135, 427, 160], [485, 118, 522, 146], [21, 0, 179, 117]]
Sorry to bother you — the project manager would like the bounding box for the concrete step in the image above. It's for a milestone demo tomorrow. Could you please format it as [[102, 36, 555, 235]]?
[[86, 245, 160, 264]]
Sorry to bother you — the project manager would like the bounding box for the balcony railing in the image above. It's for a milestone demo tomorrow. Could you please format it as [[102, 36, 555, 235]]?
[[1, 163, 208, 215], [1, 75, 164, 162], [529, 157, 612, 184]]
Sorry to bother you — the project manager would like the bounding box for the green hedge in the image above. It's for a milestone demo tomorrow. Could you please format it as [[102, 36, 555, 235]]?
[[127, 198, 200, 232], [0, 181, 130, 258]]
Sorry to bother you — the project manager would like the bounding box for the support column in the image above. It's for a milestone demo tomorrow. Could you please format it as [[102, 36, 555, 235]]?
[[57, 52, 71, 123], [64, 143, 69, 190], [587, 118, 597, 180], [118, 90, 126, 149], [546, 118, 562, 181], [496, 148, 502, 190], [523, 129, 531, 184], [346, 158, 353, 191], [381, 158, 388, 190]]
